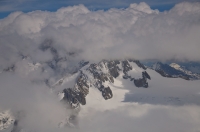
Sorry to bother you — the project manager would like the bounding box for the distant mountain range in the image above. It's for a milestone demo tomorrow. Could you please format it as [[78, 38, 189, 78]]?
[[142, 61, 200, 80]]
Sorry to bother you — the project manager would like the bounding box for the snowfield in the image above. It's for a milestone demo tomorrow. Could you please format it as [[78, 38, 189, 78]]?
[[1, 60, 200, 132]]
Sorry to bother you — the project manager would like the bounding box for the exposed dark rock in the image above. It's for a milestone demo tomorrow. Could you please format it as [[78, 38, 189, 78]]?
[[61, 72, 90, 108], [61, 71, 90, 109], [133, 60, 147, 70], [122, 60, 132, 75], [1, 117, 8, 124], [134, 78, 148, 88], [155, 69, 172, 78], [107, 61, 120, 78], [133, 70, 149, 88], [79, 61, 89, 68], [87, 63, 114, 84], [60, 60, 155, 127], [123, 75, 131, 79], [75, 72, 89, 96], [114, 60, 120, 65], [60, 61, 117, 126], [102, 86, 113, 100], [109, 76, 114, 83], [62, 88, 80, 109], [76, 92, 86, 105], [179, 75, 190, 80], [123, 75, 129, 79], [86, 62, 115, 98], [155, 69, 190, 80], [142, 71, 151, 80]]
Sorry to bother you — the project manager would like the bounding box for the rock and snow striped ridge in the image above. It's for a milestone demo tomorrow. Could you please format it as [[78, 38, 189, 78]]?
[[0, 111, 14, 132]]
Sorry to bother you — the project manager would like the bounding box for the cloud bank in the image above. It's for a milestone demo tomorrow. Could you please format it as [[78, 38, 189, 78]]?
[[0, 2, 200, 69], [0, 2, 200, 132], [1, 71, 200, 132], [78, 104, 200, 132]]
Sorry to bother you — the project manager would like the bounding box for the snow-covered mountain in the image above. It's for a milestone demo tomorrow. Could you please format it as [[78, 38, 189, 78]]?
[[1, 2, 200, 131], [170, 63, 200, 78], [146, 61, 200, 80], [1, 58, 200, 132], [176, 62, 200, 74], [55, 59, 200, 130]]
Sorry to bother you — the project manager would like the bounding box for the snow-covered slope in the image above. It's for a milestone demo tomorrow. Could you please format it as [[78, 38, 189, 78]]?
[[53, 60, 200, 123], [76, 60, 200, 132], [1, 59, 200, 132]]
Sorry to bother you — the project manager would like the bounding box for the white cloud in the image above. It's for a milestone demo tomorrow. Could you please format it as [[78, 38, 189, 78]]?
[[0, 73, 71, 132], [0, 2, 200, 132], [0, 2, 200, 69], [78, 104, 200, 132]]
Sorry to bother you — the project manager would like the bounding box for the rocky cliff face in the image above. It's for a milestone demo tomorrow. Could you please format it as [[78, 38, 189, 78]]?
[[133, 71, 151, 88], [60, 60, 151, 111]]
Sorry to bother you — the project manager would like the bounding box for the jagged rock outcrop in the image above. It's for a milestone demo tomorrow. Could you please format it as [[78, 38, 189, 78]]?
[[79, 61, 89, 68], [62, 72, 89, 109], [87, 63, 113, 83], [86, 61, 115, 99], [179, 75, 190, 80], [62, 88, 81, 109], [122, 60, 132, 75], [74, 72, 89, 96], [133, 71, 150, 88], [134, 78, 148, 88], [58, 60, 154, 127], [60, 61, 120, 127], [155, 69, 173, 78], [60, 60, 122, 108], [142, 71, 151, 80], [107, 61, 120, 78], [101, 86, 113, 100], [132, 60, 147, 70], [0, 111, 14, 131]]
